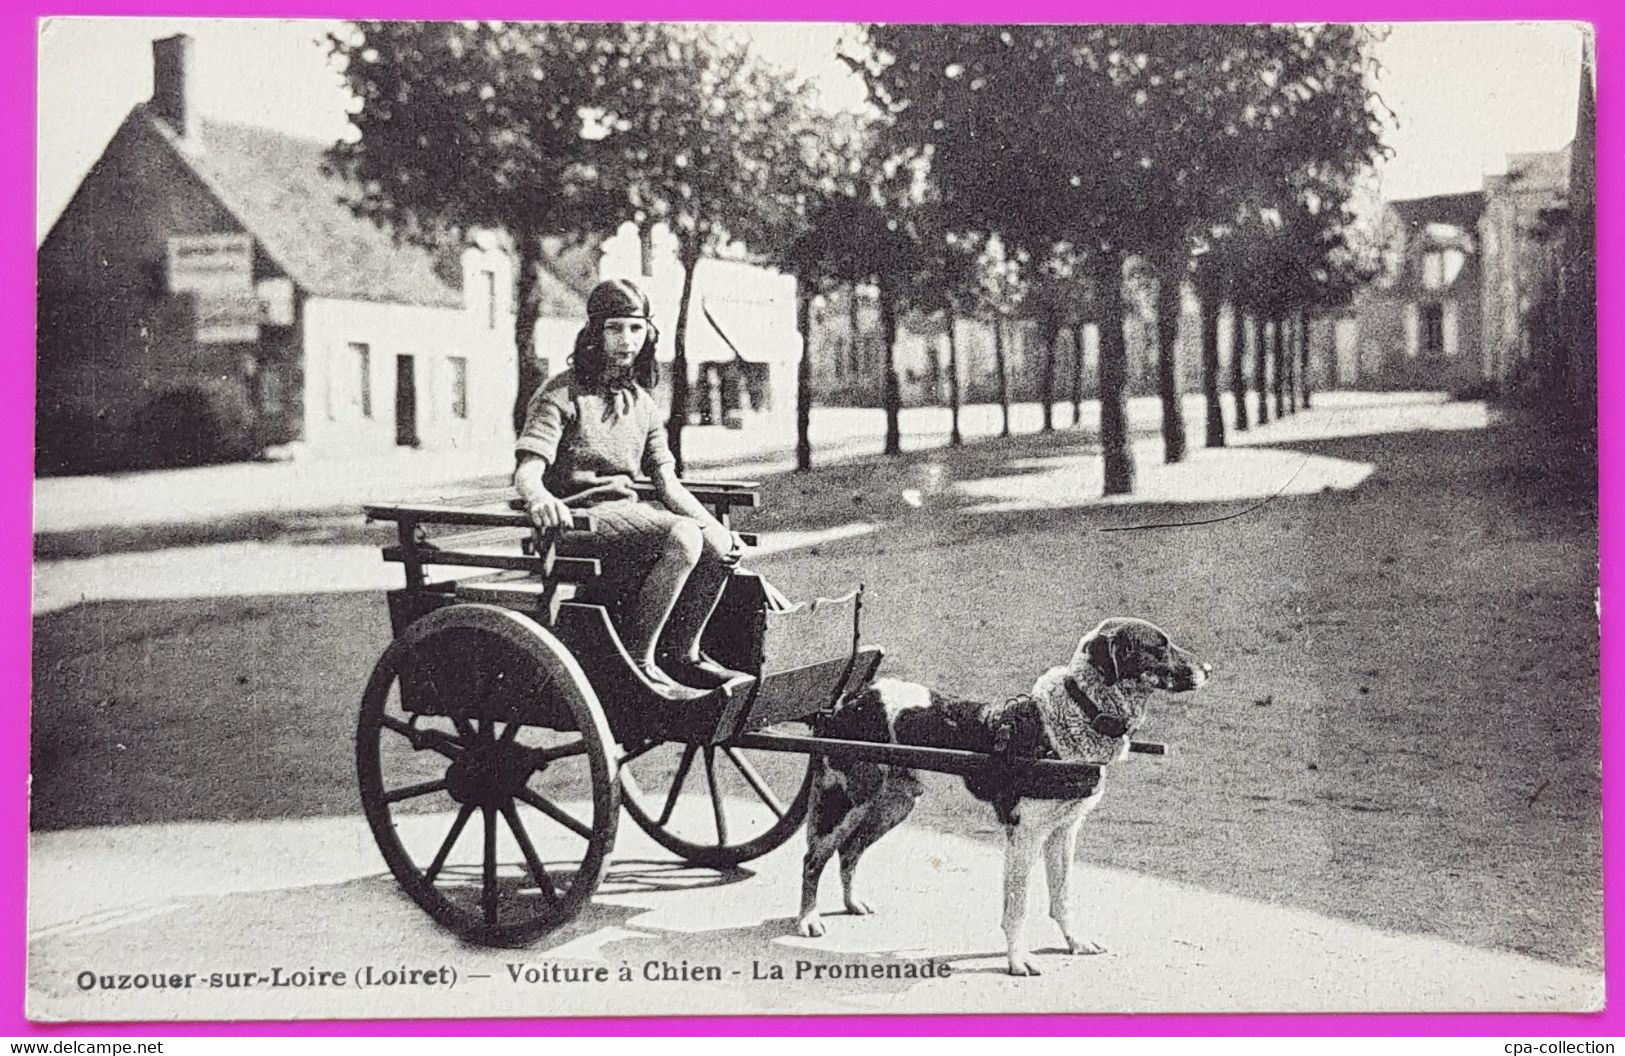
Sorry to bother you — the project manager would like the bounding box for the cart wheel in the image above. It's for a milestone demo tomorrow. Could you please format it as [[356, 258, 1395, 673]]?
[[619, 736, 812, 869], [357, 604, 619, 946]]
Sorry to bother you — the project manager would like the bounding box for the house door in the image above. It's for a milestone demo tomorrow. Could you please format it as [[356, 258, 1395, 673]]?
[[395, 355, 419, 447], [1422, 305, 1445, 356]]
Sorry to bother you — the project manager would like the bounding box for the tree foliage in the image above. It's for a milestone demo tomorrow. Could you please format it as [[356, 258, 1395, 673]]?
[[326, 21, 630, 430]]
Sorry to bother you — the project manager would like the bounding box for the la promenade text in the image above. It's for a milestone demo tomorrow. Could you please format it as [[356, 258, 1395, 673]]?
[[505, 959, 954, 983], [74, 958, 952, 993]]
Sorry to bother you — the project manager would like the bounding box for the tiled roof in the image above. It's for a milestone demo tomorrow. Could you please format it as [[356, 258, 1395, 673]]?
[[142, 106, 590, 312]]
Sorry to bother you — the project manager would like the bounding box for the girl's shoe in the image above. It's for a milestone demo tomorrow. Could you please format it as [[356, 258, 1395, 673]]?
[[635, 658, 707, 701], [661, 653, 751, 689]]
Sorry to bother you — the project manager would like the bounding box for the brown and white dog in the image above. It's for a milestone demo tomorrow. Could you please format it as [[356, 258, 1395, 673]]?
[[795, 617, 1210, 975]]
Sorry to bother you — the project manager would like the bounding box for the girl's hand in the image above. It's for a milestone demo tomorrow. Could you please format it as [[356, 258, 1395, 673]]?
[[513, 454, 570, 529], [725, 530, 749, 565], [525, 494, 574, 530]]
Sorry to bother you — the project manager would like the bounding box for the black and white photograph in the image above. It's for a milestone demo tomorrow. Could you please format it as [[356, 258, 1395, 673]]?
[[29, 16, 1600, 1021]]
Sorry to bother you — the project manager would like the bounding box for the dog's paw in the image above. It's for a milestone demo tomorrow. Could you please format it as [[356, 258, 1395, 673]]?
[[844, 898, 874, 916], [1007, 956, 1042, 977], [796, 914, 826, 938], [1066, 938, 1107, 956]]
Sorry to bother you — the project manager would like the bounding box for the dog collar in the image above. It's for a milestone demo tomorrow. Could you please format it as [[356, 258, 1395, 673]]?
[[1064, 676, 1136, 739]]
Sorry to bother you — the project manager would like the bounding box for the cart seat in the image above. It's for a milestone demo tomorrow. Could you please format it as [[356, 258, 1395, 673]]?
[[455, 571, 568, 607]]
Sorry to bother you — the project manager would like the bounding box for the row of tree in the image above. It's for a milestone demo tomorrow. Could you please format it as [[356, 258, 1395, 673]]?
[[326, 22, 1391, 492]]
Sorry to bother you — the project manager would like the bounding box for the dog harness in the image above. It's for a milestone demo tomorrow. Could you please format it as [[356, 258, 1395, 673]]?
[[1063, 676, 1141, 739]]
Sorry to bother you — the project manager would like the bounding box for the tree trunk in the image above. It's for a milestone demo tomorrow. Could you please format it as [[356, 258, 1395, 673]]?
[[668, 250, 699, 475], [797, 283, 814, 471], [994, 314, 1012, 438], [1272, 314, 1286, 419], [1231, 311, 1250, 432], [1071, 323, 1086, 428], [1155, 264, 1186, 463], [1200, 298, 1225, 448], [511, 225, 545, 436], [947, 311, 963, 447], [848, 281, 863, 379], [1299, 309, 1313, 410], [1255, 316, 1271, 426], [1040, 323, 1057, 433], [1284, 313, 1298, 414], [880, 283, 902, 456], [1095, 250, 1134, 496]]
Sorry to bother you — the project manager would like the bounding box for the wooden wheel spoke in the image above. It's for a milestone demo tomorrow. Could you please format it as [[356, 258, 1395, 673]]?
[[501, 802, 559, 905], [516, 788, 594, 841], [703, 747, 728, 846], [481, 806, 499, 926], [425, 804, 475, 884], [659, 744, 700, 826], [723, 748, 786, 819], [363, 609, 623, 942], [618, 740, 661, 767], [529, 738, 588, 766], [379, 716, 463, 759], [384, 778, 448, 804]]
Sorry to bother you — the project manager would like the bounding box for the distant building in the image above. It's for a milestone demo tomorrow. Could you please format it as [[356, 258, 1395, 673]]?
[[805, 274, 1227, 410], [805, 286, 1051, 408], [37, 33, 588, 473], [1479, 145, 1574, 387], [1321, 191, 1486, 392]]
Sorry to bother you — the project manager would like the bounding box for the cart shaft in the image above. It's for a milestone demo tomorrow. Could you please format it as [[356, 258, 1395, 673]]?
[[731, 731, 1126, 780]]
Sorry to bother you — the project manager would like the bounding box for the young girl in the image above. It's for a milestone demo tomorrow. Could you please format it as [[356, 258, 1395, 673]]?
[[514, 278, 745, 700]]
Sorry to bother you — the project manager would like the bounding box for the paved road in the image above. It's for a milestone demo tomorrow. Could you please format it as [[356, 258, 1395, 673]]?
[[28, 802, 1601, 1021]]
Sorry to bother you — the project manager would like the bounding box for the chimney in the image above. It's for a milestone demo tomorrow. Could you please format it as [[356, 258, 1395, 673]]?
[[151, 34, 199, 144]]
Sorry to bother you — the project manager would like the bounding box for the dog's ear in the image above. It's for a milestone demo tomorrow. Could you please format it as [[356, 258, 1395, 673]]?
[[1085, 630, 1119, 685]]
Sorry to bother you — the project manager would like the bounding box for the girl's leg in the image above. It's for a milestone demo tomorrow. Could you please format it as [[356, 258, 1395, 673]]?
[[618, 520, 704, 696], [659, 523, 744, 685]]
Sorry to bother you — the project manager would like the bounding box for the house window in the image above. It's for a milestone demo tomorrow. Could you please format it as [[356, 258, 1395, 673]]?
[[1422, 252, 1444, 291], [350, 342, 372, 418], [449, 356, 469, 419], [1423, 249, 1467, 290], [482, 270, 498, 330], [1442, 302, 1460, 358]]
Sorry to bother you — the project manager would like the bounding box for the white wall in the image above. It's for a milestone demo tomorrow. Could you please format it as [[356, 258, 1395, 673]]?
[[302, 295, 509, 455], [297, 244, 597, 456]]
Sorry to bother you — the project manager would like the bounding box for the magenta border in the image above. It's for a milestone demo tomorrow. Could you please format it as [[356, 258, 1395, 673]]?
[[6, 0, 1613, 1038]]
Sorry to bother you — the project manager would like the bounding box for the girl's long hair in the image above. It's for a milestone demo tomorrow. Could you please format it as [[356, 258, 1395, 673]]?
[[570, 320, 660, 396]]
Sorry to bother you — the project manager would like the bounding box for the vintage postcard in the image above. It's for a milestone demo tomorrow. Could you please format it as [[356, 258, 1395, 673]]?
[[29, 16, 1600, 1021]]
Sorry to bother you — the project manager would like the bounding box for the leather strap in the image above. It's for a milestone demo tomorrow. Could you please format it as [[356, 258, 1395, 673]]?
[[1064, 676, 1134, 739]]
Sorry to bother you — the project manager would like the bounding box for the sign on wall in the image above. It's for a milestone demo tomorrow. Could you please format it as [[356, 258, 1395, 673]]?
[[195, 289, 261, 345], [167, 234, 261, 344], [256, 277, 295, 326], [167, 234, 252, 293]]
